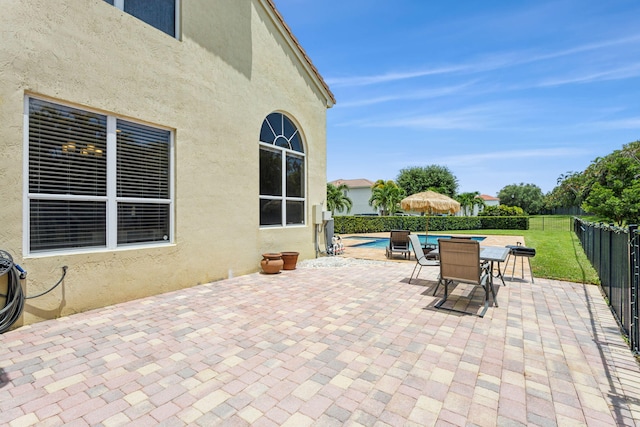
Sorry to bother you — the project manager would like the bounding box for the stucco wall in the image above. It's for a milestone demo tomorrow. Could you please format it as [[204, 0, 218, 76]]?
[[342, 187, 378, 216], [0, 0, 330, 327]]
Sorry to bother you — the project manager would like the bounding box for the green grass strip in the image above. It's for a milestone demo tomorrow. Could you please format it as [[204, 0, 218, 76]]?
[[449, 228, 600, 285]]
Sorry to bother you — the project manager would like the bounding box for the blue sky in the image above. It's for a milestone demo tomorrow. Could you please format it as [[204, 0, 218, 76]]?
[[273, 0, 640, 197]]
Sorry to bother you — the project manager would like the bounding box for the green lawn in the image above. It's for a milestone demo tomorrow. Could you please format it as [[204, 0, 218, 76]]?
[[449, 227, 600, 285]]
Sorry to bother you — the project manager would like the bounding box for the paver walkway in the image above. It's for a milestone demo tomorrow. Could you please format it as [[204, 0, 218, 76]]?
[[2, 259, 640, 426]]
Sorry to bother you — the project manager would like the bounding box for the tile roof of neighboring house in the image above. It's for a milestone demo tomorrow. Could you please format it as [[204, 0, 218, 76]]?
[[330, 178, 376, 188], [479, 194, 500, 201], [264, 0, 336, 106]]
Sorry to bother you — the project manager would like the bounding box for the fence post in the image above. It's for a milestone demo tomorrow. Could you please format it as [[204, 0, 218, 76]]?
[[630, 224, 639, 354], [609, 225, 613, 300]]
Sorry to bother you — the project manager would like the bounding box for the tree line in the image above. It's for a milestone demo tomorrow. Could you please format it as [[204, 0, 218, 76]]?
[[547, 140, 640, 225], [327, 139, 640, 224]]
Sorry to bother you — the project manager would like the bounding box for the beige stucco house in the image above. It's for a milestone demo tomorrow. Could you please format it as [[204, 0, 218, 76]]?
[[0, 0, 335, 329]]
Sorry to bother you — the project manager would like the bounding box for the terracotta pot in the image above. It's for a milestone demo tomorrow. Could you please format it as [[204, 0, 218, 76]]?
[[281, 251, 299, 270], [260, 253, 283, 274]]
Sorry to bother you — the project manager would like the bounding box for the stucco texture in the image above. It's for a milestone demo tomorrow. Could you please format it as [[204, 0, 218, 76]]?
[[0, 0, 331, 327]]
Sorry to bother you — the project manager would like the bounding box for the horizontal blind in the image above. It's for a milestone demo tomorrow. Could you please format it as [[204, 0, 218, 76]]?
[[29, 98, 107, 196], [28, 97, 173, 252], [117, 203, 170, 244], [117, 120, 170, 199], [30, 200, 106, 251]]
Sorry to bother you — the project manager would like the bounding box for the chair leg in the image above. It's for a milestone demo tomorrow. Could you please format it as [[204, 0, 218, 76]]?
[[478, 285, 489, 318], [434, 279, 450, 308], [528, 257, 534, 283], [409, 263, 422, 284], [488, 280, 498, 307], [432, 275, 443, 295]]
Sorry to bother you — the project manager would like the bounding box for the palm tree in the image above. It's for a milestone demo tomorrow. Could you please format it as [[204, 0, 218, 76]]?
[[369, 180, 405, 216], [456, 191, 486, 216], [326, 183, 352, 215]]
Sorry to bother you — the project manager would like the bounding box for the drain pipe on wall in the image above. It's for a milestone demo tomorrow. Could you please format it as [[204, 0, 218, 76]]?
[[0, 250, 67, 334]]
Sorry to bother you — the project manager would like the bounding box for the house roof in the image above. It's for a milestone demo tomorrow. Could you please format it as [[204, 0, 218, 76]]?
[[262, 0, 336, 107], [479, 194, 500, 201], [330, 178, 376, 188]]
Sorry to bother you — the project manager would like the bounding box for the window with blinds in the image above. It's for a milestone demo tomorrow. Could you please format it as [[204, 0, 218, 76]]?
[[259, 112, 306, 227], [27, 98, 172, 253]]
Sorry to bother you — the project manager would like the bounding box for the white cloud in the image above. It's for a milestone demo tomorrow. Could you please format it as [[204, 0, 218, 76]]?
[[585, 117, 640, 129], [325, 34, 640, 89], [538, 63, 640, 87], [432, 147, 591, 167], [335, 82, 479, 108], [325, 65, 469, 87], [341, 101, 532, 131]]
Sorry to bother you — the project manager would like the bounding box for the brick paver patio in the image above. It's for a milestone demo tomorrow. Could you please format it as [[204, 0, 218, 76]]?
[[2, 237, 640, 425]]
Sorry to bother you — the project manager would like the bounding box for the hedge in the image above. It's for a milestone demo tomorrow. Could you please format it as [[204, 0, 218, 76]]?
[[333, 215, 529, 234]]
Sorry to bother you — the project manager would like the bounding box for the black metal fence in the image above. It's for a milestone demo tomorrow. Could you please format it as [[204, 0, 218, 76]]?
[[541, 206, 589, 216], [528, 216, 574, 231], [574, 218, 638, 353]]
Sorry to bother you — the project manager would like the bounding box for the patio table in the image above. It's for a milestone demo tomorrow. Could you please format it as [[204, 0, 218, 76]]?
[[479, 246, 510, 287], [430, 245, 510, 287]]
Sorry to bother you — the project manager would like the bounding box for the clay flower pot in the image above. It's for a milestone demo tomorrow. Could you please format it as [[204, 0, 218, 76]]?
[[281, 252, 299, 270], [260, 253, 283, 274]]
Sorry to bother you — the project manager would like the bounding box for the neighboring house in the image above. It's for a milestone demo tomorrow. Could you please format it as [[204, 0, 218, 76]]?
[[455, 194, 500, 216], [329, 179, 378, 216], [477, 194, 500, 215], [1, 0, 334, 328]]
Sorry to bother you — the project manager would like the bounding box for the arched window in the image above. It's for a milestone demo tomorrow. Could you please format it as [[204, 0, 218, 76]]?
[[259, 112, 305, 226]]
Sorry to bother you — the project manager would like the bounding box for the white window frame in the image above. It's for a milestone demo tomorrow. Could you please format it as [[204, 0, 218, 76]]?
[[23, 96, 175, 256], [110, 0, 181, 39], [259, 113, 307, 228], [259, 145, 306, 228]]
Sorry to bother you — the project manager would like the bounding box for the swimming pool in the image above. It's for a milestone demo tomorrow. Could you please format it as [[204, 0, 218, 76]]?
[[348, 235, 485, 249]]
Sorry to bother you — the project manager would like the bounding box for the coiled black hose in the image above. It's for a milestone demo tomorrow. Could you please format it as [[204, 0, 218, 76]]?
[[0, 250, 67, 334]]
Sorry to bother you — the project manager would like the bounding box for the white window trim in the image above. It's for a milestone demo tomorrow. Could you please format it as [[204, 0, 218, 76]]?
[[259, 142, 307, 229], [23, 95, 175, 257]]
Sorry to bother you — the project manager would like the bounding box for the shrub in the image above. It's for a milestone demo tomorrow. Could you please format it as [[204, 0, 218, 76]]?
[[333, 215, 528, 234], [479, 205, 524, 216], [479, 216, 529, 230]]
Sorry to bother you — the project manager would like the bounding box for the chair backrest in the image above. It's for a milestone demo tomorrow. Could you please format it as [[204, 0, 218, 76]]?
[[409, 234, 426, 260], [389, 230, 410, 248], [438, 238, 482, 285]]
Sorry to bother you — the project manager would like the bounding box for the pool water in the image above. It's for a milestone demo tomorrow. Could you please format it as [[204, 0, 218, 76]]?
[[348, 235, 485, 249]]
